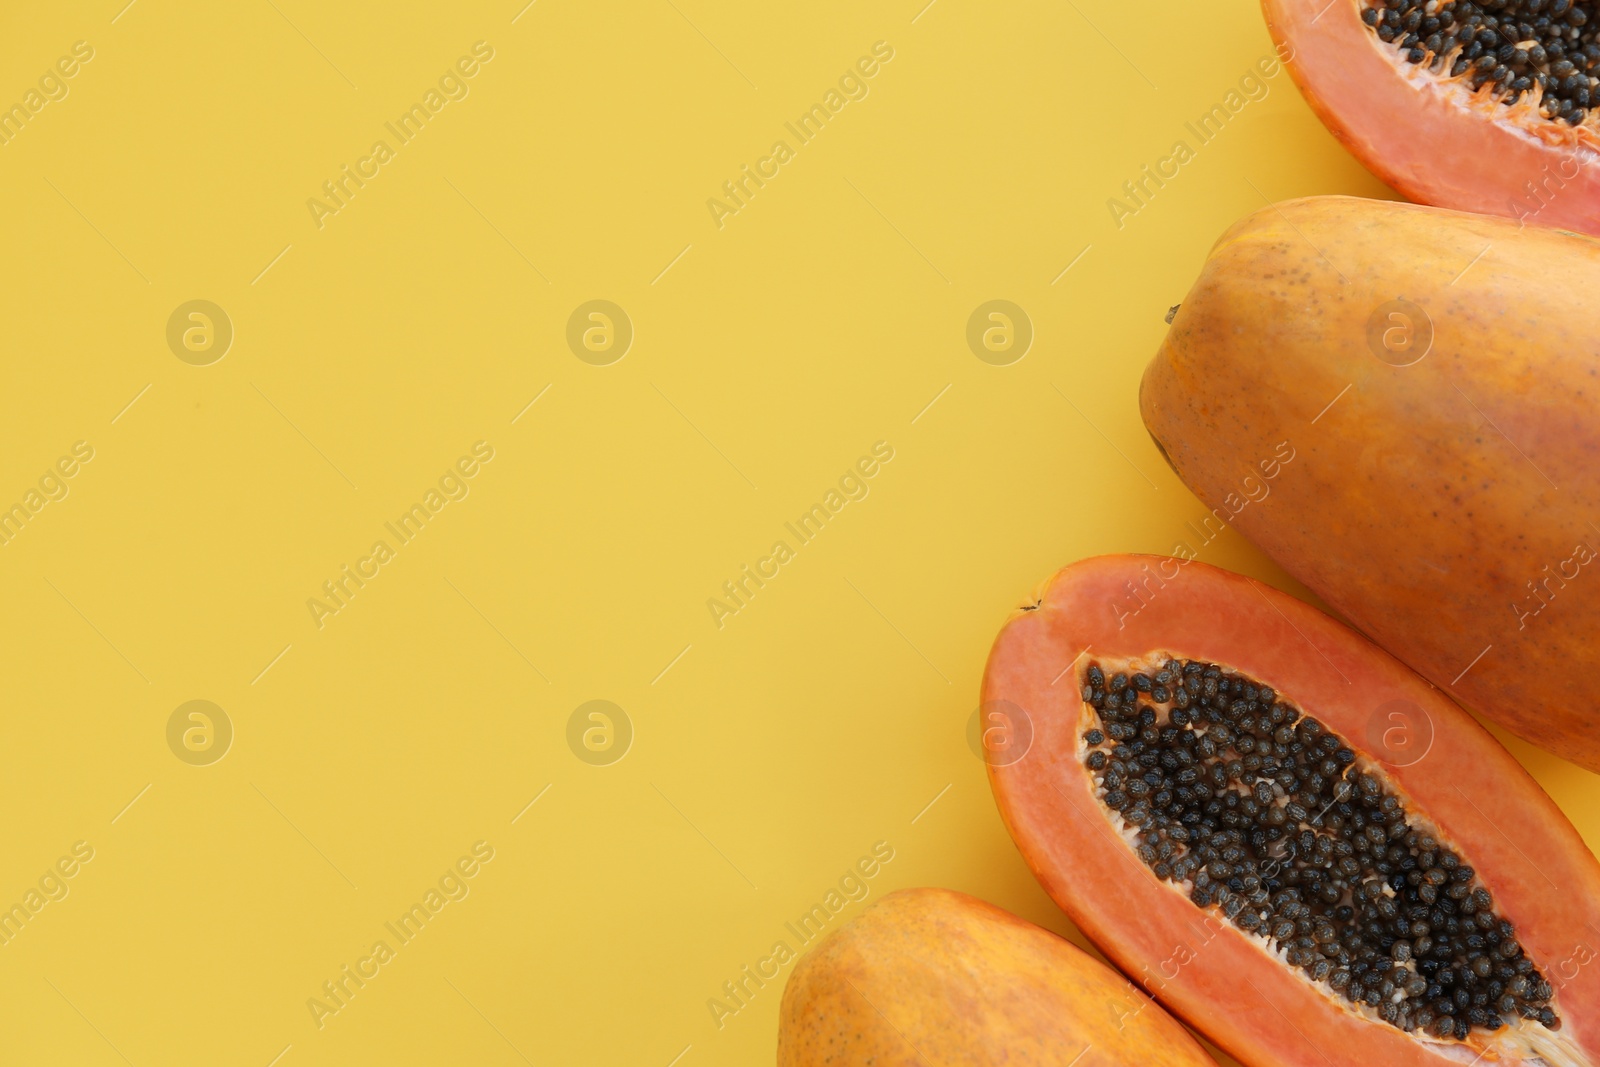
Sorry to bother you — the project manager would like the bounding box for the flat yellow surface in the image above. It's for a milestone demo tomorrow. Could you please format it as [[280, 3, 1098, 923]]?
[[2, 2, 1596, 1065]]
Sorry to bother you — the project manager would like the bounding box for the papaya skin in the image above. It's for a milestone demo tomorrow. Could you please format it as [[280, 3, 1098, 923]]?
[[776, 887, 1217, 1067], [984, 555, 1600, 1067], [1141, 194, 1600, 774], [1263, 0, 1600, 233]]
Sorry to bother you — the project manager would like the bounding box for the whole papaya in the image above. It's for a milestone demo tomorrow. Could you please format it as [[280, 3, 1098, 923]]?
[[1142, 195, 1600, 772], [777, 887, 1214, 1066]]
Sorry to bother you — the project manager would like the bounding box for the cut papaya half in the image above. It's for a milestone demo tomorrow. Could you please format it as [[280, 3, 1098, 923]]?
[[983, 555, 1600, 1067], [777, 887, 1217, 1067], [1265, 0, 1600, 232]]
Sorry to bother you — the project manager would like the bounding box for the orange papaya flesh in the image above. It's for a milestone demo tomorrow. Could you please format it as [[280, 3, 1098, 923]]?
[[983, 555, 1600, 1067], [1265, 0, 1600, 233], [1141, 193, 1600, 773], [776, 886, 1218, 1067]]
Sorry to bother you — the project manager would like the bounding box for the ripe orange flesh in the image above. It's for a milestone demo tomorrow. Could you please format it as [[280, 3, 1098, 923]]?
[[983, 555, 1600, 1067], [1266, 0, 1600, 232]]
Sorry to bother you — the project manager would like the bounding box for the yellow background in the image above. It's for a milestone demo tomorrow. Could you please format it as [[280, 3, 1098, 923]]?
[[1, 1, 1595, 1064]]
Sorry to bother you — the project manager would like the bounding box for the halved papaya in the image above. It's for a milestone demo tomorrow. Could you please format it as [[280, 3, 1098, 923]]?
[[776, 887, 1217, 1067], [1265, 0, 1600, 231], [983, 555, 1600, 1066], [1141, 193, 1600, 772]]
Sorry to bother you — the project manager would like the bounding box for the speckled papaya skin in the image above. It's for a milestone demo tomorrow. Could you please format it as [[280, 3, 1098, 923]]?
[[775, 888, 1215, 1067], [1141, 194, 1600, 773]]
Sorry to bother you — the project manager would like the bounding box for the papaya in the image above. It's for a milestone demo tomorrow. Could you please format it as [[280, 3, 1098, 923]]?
[[1140, 193, 1600, 772], [982, 555, 1600, 1066], [1265, 0, 1600, 232], [776, 886, 1216, 1067]]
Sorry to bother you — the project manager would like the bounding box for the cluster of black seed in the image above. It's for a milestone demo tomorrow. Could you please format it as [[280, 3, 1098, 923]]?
[[1081, 657, 1560, 1040], [1364, 0, 1600, 125]]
